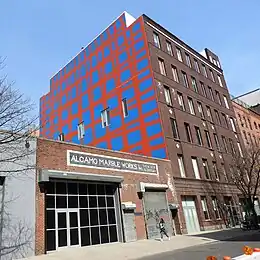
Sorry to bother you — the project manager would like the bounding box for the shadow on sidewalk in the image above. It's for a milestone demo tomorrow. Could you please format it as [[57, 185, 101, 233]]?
[[189, 228, 260, 242]]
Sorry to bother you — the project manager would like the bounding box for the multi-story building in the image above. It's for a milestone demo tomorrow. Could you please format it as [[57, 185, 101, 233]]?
[[40, 11, 244, 241], [232, 92, 260, 147]]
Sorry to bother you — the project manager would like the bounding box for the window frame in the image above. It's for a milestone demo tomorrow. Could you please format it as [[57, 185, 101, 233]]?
[[187, 97, 195, 115], [153, 32, 161, 48], [185, 53, 191, 67], [204, 130, 212, 149], [201, 197, 210, 220], [202, 64, 208, 77], [202, 159, 211, 180], [166, 40, 173, 56], [170, 118, 179, 139], [176, 47, 183, 62], [58, 133, 65, 141], [194, 59, 200, 73], [181, 71, 189, 88], [184, 122, 193, 143], [212, 161, 220, 181], [158, 58, 166, 76], [191, 157, 200, 179], [191, 77, 198, 93], [122, 98, 129, 118], [177, 92, 185, 111], [177, 154, 186, 178], [163, 85, 172, 106], [77, 121, 85, 140], [195, 126, 203, 146], [101, 108, 110, 128], [213, 133, 220, 151], [197, 101, 205, 119]]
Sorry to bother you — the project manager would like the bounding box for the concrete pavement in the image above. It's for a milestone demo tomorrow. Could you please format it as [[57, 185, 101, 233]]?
[[21, 228, 259, 260]]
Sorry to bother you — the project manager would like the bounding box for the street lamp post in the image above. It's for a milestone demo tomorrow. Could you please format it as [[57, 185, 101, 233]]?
[[0, 176, 6, 260]]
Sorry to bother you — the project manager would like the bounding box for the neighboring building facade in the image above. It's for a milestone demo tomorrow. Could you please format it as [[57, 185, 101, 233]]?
[[0, 133, 36, 259], [35, 138, 177, 254], [232, 96, 260, 146], [40, 12, 244, 236]]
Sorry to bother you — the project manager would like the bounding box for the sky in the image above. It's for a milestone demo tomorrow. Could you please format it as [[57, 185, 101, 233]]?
[[1, 0, 260, 111]]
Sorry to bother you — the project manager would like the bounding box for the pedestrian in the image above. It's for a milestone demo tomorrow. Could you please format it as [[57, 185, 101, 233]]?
[[159, 218, 170, 241]]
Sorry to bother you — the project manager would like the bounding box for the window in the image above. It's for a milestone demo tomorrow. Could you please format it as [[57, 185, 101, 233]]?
[[229, 138, 235, 155], [208, 86, 214, 101], [206, 106, 213, 121], [204, 130, 212, 148], [215, 90, 222, 105], [213, 133, 220, 151], [181, 71, 189, 87], [229, 117, 236, 132], [223, 95, 229, 109], [184, 123, 192, 143], [243, 131, 248, 143], [176, 47, 183, 62], [77, 122, 85, 140], [254, 122, 258, 130], [212, 197, 221, 219], [153, 32, 160, 48], [164, 86, 172, 106], [185, 53, 191, 67], [177, 155, 186, 178], [202, 159, 211, 179], [212, 162, 220, 181], [170, 118, 179, 139], [191, 77, 198, 92], [221, 113, 228, 128], [194, 59, 200, 73], [188, 97, 195, 115], [237, 142, 243, 157], [122, 98, 129, 117], [243, 116, 248, 128], [217, 75, 223, 87], [221, 135, 228, 153], [202, 64, 208, 77], [238, 114, 244, 127], [171, 66, 179, 82], [191, 157, 200, 179], [177, 92, 185, 111], [253, 135, 257, 145], [201, 197, 210, 220], [58, 133, 64, 141], [195, 126, 203, 146], [101, 108, 110, 127], [248, 133, 252, 144], [197, 102, 205, 118], [214, 110, 221, 125], [221, 164, 228, 182], [209, 69, 215, 82], [158, 58, 166, 75], [166, 41, 173, 56], [200, 82, 207, 97], [248, 119, 252, 130]]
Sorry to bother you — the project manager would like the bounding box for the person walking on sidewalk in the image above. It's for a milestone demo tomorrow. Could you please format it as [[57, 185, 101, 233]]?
[[159, 218, 170, 241]]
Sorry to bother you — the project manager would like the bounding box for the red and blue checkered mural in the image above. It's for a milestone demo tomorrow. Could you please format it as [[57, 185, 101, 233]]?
[[40, 13, 168, 159]]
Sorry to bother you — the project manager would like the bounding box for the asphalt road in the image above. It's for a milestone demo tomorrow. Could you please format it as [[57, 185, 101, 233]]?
[[138, 232, 260, 260]]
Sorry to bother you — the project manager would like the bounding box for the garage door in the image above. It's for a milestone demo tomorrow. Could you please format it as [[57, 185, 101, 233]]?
[[45, 180, 121, 251], [143, 191, 172, 239], [182, 197, 200, 234]]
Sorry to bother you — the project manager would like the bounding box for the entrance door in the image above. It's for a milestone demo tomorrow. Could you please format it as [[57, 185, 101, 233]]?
[[182, 197, 200, 234], [56, 209, 80, 249], [123, 211, 137, 242]]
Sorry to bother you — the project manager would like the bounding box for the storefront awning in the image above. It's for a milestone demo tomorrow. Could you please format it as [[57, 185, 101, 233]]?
[[38, 169, 124, 184]]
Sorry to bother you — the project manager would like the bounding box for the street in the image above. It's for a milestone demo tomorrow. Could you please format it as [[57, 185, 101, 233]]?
[[138, 231, 260, 260]]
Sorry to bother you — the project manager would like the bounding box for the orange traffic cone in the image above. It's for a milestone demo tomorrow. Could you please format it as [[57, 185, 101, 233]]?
[[223, 256, 231, 260]]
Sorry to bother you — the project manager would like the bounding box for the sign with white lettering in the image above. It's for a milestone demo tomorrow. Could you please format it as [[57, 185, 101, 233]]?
[[67, 150, 158, 175]]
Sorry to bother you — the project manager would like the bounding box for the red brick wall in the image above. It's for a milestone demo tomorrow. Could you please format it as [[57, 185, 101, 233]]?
[[35, 138, 176, 255]]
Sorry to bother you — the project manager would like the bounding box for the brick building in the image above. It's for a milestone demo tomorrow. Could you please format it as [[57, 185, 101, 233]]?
[[39, 11, 244, 247], [35, 138, 177, 254]]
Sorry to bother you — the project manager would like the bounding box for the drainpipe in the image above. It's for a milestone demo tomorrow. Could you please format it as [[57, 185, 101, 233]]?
[[0, 176, 6, 260]]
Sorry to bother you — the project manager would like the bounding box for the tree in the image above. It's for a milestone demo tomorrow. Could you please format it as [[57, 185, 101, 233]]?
[[230, 143, 260, 227], [0, 57, 38, 259]]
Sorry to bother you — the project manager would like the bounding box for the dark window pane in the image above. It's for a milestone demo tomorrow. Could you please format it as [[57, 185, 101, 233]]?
[[106, 197, 114, 207], [70, 228, 79, 245], [81, 227, 90, 246], [45, 183, 55, 194], [56, 196, 67, 208], [88, 184, 96, 195], [68, 183, 78, 194], [46, 196, 55, 208], [100, 226, 109, 244], [56, 182, 67, 194], [97, 184, 105, 195], [58, 229, 67, 247], [106, 185, 116, 195], [90, 209, 98, 226], [109, 225, 118, 242], [79, 196, 88, 208], [91, 227, 100, 245], [68, 196, 78, 208], [69, 212, 78, 228], [98, 196, 106, 207], [58, 212, 67, 228], [47, 210, 55, 229], [108, 209, 116, 224], [47, 230, 56, 251], [79, 183, 88, 195], [89, 196, 97, 208], [80, 209, 89, 226], [99, 209, 108, 225]]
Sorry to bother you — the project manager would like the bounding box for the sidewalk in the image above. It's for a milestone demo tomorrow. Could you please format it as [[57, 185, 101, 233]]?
[[21, 228, 258, 260]]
